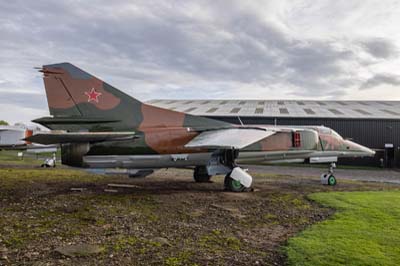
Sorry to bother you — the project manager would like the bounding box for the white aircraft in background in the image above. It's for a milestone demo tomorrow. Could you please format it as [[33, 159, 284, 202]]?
[[0, 125, 57, 153]]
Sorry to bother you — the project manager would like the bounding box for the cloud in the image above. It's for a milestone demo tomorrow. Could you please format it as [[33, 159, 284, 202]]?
[[359, 73, 400, 90], [361, 38, 399, 59], [0, 91, 47, 109], [0, 0, 400, 123]]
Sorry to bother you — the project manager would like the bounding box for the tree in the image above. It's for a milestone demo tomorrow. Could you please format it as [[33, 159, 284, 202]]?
[[0, 120, 8, 126]]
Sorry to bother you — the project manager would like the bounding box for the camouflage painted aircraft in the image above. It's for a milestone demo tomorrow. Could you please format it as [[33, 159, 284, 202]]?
[[27, 63, 375, 192]]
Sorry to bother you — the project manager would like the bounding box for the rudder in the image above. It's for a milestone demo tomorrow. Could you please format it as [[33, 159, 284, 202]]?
[[41, 62, 141, 118]]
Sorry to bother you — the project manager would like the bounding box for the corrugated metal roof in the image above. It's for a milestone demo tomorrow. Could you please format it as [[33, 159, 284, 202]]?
[[184, 107, 197, 112], [279, 108, 289, 114], [255, 107, 264, 114], [146, 99, 400, 119], [206, 107, 218, 113], [353, 109, 371, 115], [381, 109, 400, 116], [328, 108, 343, 115], [230, 107, 241, 114], [304, 108, 315, 115]]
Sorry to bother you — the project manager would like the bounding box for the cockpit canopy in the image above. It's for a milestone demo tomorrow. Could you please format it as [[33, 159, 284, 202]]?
[[315, 126, 343, 140]]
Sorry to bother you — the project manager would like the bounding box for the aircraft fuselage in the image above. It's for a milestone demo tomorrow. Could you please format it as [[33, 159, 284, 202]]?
[[77, 125, 374, 169]]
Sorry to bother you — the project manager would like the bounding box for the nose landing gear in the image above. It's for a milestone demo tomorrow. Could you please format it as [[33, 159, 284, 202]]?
[[321, 162, 337, 186]]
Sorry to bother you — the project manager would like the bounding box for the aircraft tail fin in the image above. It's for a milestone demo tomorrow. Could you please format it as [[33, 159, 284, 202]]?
[[38, 63, 148, 130], [38, 63, 231, 131], [41, 63, 141, 118]]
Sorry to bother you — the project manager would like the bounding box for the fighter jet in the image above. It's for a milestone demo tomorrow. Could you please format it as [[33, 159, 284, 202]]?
[[27, 63, 375, 192]]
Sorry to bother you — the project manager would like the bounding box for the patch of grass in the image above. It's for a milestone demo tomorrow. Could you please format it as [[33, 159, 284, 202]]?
[[269, 193, 312, 211], [1, 217, 54, 248], [0, 150, 61, 165], [111, 235, 163, 256], [286, 190, 400, 266], [93, 193, 159, 223], [199, 229, 241, 252], [0, 150, 38, 165], [0, 168, 103, 189], [165, 250, 194, 266], [112, 236, 140, 251], [0, 200, 102, 249]]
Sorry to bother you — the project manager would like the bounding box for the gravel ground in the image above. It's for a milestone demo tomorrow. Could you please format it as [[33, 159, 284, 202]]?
[[0, 165, 398, 266]]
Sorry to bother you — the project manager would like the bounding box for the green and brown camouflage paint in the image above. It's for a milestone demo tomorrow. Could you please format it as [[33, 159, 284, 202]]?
[[37, 63, 231, 155], [34, 63, 368, 161]]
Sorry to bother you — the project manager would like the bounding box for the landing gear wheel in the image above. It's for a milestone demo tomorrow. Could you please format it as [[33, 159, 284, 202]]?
[[193, 166, 211, 183], [328, 175, 337, 186], [321, 162, 338, 185], [224, 174, 245, 192]]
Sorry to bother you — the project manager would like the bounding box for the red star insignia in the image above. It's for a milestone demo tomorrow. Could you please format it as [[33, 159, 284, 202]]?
[[85, 88, 102, 103]]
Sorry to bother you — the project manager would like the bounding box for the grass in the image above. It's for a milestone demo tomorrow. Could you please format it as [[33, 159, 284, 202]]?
[[286, 190, 400, 266], [0, 168, 160, 251], [0, 168, 103, 189], [0, 150, 60, 165], [0, 150, 38, 165], [2, 155, 397, 265], [165, 251, 195, 266], [199, 229, 241, 252]]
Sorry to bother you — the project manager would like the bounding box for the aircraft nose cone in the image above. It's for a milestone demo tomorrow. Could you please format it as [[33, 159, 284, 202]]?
[[345, 140, 375, 157]]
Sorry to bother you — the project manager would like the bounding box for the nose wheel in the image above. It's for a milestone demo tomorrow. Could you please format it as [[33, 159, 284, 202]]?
[[224, 174, 246, 192], [224, 167, 253, 192], [321, 163, 337, 186]]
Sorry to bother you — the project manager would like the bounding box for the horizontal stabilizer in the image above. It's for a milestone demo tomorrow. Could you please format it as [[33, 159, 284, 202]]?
[[185, 128, 275, 149], [25, 132, 137, 145]]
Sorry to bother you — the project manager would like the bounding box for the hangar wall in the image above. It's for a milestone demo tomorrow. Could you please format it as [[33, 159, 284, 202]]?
[[205, 116, 400, 168]]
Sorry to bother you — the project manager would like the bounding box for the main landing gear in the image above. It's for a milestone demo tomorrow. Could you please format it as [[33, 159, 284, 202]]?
[[224, 174, 245, 192], [224, 167, 253, 192], [221, 150, 253, 192], [320, 162, 337, 186], [193, 166, 252, 191], [193, 166, 212, 183], [193, 149, 254, 192]]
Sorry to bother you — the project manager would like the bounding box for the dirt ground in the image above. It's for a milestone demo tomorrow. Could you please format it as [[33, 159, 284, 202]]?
[[0, 164, 398, 266]]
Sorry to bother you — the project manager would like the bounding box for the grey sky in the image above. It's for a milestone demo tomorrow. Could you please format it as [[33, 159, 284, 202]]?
[[1, 0, 400, 124]]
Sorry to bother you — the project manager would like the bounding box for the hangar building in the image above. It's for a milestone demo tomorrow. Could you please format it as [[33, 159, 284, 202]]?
[[148, 99, 400, 168]]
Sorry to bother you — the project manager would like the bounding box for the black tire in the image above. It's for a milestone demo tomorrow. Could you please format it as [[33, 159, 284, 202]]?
[[193, 166, 211, 183], [224, 174, 245, 192]]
